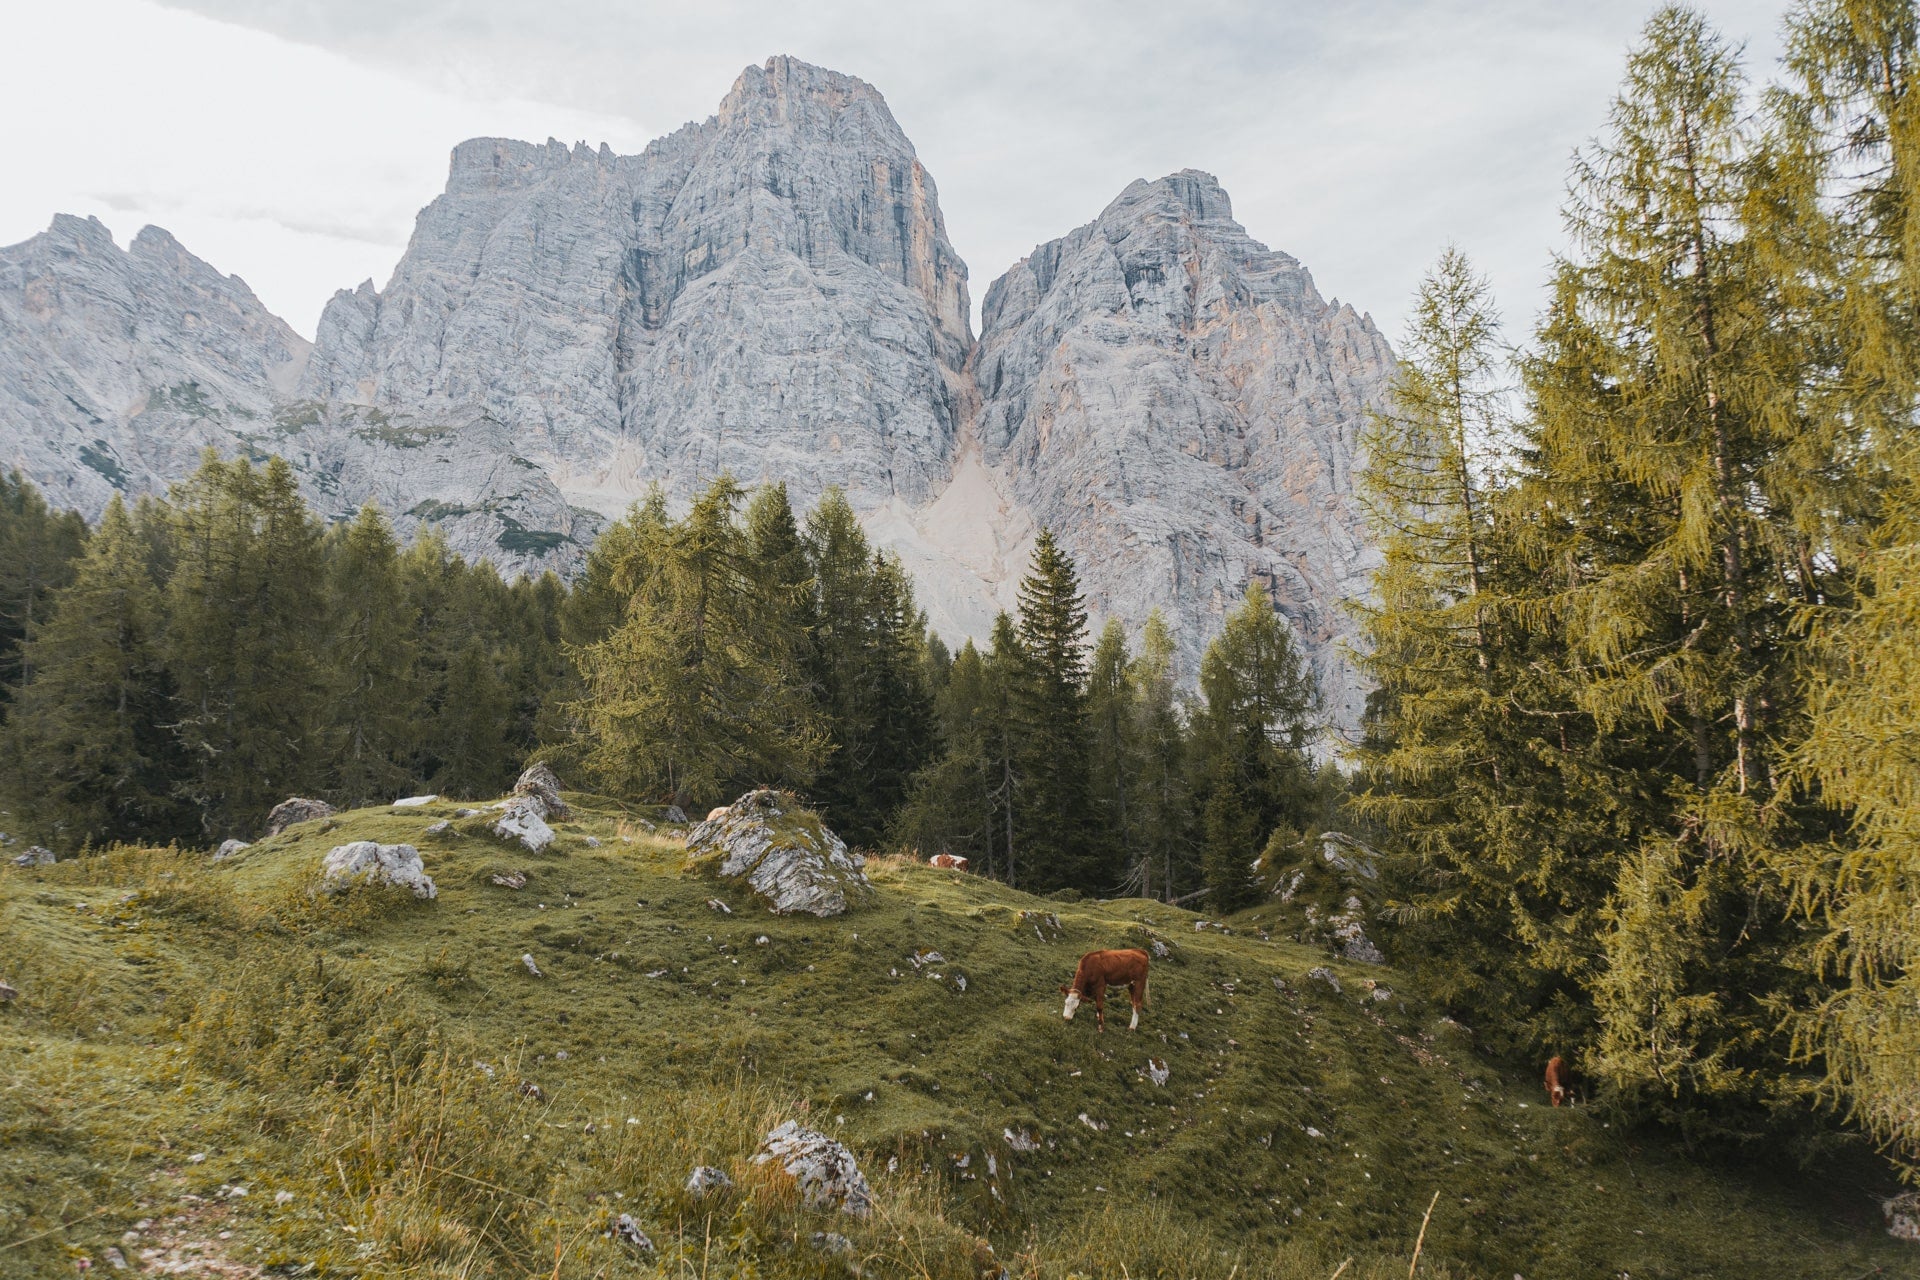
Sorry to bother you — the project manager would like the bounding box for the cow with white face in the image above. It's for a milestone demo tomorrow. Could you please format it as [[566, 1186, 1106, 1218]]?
[[1060, 949, 1151, 1032]]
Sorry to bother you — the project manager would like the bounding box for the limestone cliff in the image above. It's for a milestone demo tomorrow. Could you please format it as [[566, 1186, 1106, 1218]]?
[[0, 215, 309, 515], [301, 56, 972, 520], [971, 171, 1392, 728]]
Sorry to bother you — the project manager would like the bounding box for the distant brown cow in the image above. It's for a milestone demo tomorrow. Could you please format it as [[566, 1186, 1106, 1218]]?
[[1060, 949, 1150, 1032], [929, 853, 970, 871], [1545, 1055, 1572, 1107]]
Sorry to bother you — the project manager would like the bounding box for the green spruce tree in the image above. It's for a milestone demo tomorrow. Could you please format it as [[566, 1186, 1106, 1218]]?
[[0, 470, 88, 707], [163, 453, 328, 835], [4, 497, 185, 847], [1011, 530, 1097, 892], [1193, 582, 1316, 909], [323, 504, 421, 805]]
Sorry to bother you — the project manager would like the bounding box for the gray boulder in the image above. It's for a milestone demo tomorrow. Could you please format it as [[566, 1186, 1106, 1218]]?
[[320, 841, 437, 899], [12, 846, 55, 867], [753, 1120, 872, 1217], [685, 1166, 733, 1199], [512, 763, 570, 819], [611, 1213, 653, 1251], [686, 791, 868, 917], [265, 797, 335, 837], [491, 795, 555, 854], [1324, 896, 1386, 965], [1886, 1190, 1920, 1243], [212, 839, 250, 862]]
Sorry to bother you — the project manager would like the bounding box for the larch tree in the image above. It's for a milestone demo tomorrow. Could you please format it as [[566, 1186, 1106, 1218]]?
[[1519, 7, 1834, 1121], [1129, 610, 1191, 901], [1086, 617, 1139, 887], [1768, 0, 1920, 1172], [571, 476, 823, 809]]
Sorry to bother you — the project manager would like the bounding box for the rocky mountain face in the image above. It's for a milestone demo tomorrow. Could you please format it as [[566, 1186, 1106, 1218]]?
[[0, 215, 310, 516], [300, 56, 971, 559], [973, 171, 1391, 726], [0, 56, 1391, 729]]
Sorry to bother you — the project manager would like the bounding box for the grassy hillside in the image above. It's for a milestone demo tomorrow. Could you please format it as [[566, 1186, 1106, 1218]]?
[[0, 793, 1906, 1278]]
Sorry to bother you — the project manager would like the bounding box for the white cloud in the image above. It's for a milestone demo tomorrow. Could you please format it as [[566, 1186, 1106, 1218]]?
[[8, 0, 1791, 344], [3, 0, 646, 336]]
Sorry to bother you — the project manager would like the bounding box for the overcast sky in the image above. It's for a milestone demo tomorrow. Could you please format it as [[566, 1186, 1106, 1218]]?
[[5, 0, 1792, 344]]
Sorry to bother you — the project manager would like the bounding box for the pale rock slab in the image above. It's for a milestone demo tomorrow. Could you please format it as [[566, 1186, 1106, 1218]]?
[[491, 795, 555, 854], [320, 841, 437, 899]]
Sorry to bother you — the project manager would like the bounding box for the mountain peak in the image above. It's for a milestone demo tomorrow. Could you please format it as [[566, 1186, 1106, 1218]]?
[[717, 55, 905, 141], [1114, 169, 1234, 222], [40, 213, 117, 254]]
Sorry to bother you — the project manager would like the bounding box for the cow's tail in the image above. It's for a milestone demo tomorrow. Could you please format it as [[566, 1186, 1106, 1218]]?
[[1141, 974, 1150, 1006]]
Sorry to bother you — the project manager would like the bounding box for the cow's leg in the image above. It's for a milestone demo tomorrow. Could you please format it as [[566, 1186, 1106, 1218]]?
[[1094, 986, 1106, 1032], [1128, 980, 1142, 1031]]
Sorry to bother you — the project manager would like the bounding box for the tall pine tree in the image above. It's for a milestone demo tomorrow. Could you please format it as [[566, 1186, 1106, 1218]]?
[[164, 453, 328, 836], [0, 469, 88, 707], [1011, 530, 1098, 892], [1193, 583, 1317, 909]]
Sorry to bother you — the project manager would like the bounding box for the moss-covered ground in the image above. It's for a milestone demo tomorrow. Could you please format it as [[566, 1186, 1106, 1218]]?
[[0, 793, 1906, 1278]]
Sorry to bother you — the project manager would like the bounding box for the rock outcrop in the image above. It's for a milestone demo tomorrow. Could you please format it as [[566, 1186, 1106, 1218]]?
[[0, 57, 1394, 729], [264, 797, 334, 836], [491, 795, 555, 854], [511, 763, 569, 819], [1267, 831, 1387, 964], [686, 790, 868, 916], [319, 841, 437, 899], [753, 1121, 873, 1216]]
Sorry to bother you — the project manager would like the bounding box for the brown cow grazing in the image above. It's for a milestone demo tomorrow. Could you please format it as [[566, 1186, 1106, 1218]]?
[[1545, 1055, 1572, 1107], [928, 853, 970, 871], [1060, 949, 1150, 1032]]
